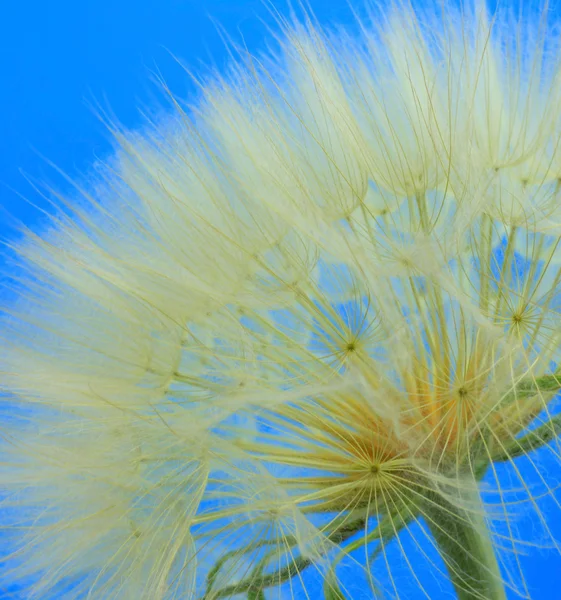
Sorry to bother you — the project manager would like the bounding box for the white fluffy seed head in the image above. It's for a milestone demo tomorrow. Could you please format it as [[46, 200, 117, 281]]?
[[1, 1, 561, 598]]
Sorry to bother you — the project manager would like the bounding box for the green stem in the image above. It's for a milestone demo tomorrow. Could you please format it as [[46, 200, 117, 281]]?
[[423, 487, 506, 600]]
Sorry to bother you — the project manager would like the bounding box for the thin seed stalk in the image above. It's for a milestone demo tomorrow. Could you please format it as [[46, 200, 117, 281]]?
[[423, 486, 506, 600]]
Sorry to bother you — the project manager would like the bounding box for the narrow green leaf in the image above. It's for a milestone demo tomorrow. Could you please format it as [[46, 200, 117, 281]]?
[[203, 514, 369, 599], [494, 413, 561, 463], [324, 571, 347, 600], [323, 503, 417, 600]]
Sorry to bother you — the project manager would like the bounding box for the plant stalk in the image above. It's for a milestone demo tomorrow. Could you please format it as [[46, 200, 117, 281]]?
[[423, 486, 506, 600]]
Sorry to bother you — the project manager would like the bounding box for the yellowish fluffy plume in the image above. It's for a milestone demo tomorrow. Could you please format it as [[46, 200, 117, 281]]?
[[1, 1, 561, 599]]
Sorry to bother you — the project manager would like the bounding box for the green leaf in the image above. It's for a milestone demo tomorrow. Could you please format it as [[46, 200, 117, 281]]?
[[494, 413, 561, 463], [324, 570, 347, 600], [323, 502, 417, 600]]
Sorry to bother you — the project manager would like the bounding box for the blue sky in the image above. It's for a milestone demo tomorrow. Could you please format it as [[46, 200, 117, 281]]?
[[1, 1, 561, 599], [0, 0, 357, 231]]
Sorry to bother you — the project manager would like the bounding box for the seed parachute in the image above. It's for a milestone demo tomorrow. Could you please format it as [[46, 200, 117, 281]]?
[[1, 1, 561, 599]]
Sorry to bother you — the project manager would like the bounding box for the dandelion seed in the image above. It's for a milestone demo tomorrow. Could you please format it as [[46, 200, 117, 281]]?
[[1, 1, 561, 599]]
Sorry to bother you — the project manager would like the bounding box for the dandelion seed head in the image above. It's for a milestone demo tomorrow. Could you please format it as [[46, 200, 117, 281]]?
[[2, 1, 561, 598]]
